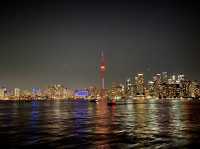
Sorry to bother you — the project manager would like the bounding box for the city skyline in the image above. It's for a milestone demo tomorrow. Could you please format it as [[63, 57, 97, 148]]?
[[0, 51, 199, 89], [1, 1, 200, 148], [1, 71, 200, 100], [0, 0, 200, 89], [0, 68, 195, 90]]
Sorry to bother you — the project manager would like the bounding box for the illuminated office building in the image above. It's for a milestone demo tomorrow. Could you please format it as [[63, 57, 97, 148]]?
[[153, 73, 161, 83], [14, 88, 20, 97], [21, 90, 32, 97], [45, 84, 67, 99], [171, 74, 176, 84], [65, 88, 74, 98], [193, 81, 200, 98], [180, 80, 191, 97], [88, 86, 99, 97], [110, 82, 125, 98], [152, 73, 162, 97], [178, 74, 185, 81], [125, 78, 133, 96], [135, 73, 145, 96], [189, 81, 198, 98], [125, 78, 131, 91], [147, 81, 155, 97], [162, 72, 168, 83], [0, 88, 6, 99]]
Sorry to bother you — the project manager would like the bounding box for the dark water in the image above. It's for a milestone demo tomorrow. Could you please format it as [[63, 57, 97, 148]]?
[[0, 99, 200, 149]]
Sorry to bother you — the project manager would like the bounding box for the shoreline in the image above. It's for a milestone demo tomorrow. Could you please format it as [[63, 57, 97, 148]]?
[[0, 98, 200, 102]]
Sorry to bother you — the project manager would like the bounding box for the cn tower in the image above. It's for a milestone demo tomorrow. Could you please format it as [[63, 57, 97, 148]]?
[[100, 51, 106, 95]]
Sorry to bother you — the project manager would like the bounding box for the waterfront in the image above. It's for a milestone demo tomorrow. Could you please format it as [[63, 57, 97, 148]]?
[[0, 99, 200, 148]]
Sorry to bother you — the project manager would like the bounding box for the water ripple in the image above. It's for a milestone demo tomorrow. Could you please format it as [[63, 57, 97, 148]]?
[[0, 100, 200, 148]]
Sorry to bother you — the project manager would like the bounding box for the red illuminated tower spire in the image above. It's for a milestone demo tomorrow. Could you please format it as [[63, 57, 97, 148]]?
[[100, 51, 106, 94]]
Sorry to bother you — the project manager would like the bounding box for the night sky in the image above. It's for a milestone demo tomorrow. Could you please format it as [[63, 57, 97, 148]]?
[[0, 0, 200, 89]]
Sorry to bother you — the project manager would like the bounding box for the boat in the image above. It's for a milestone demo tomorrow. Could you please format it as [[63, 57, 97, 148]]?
[[107, 101, 116, 106], [107, 95, 126, 106], [87, 95, 100, 103], [89, 98, 98, 103], [107, 98, 117, 106]]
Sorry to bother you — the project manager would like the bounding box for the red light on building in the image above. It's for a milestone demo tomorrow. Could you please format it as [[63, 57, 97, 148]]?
[[100, 65, 106, 72]]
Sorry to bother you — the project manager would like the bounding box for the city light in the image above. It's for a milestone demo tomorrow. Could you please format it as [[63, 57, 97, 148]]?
[[0, 72, 200, 101]]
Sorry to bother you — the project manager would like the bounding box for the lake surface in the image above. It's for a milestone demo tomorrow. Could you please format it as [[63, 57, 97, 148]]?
[[0, 99, 200, 148]]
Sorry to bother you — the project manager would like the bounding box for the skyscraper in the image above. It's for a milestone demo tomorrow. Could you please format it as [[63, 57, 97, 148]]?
[[14, 88, 20, 97], [135, 73, 145, 96], [162, 72, 168, 83], [125, 78, 132, 95]]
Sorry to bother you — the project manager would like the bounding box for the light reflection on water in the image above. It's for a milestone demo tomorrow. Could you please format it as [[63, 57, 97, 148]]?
[[0, 99, 200, 148]]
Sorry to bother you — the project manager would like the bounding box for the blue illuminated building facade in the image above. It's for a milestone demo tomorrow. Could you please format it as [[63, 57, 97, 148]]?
[[74, 90, 89, 99]]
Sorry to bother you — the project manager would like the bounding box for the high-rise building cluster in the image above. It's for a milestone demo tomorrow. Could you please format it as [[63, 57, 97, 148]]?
[[107, 82, 125, 100], [0, 84, 74, 100], [0, 72, 200, 101], [121, 72, 200, 99]]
